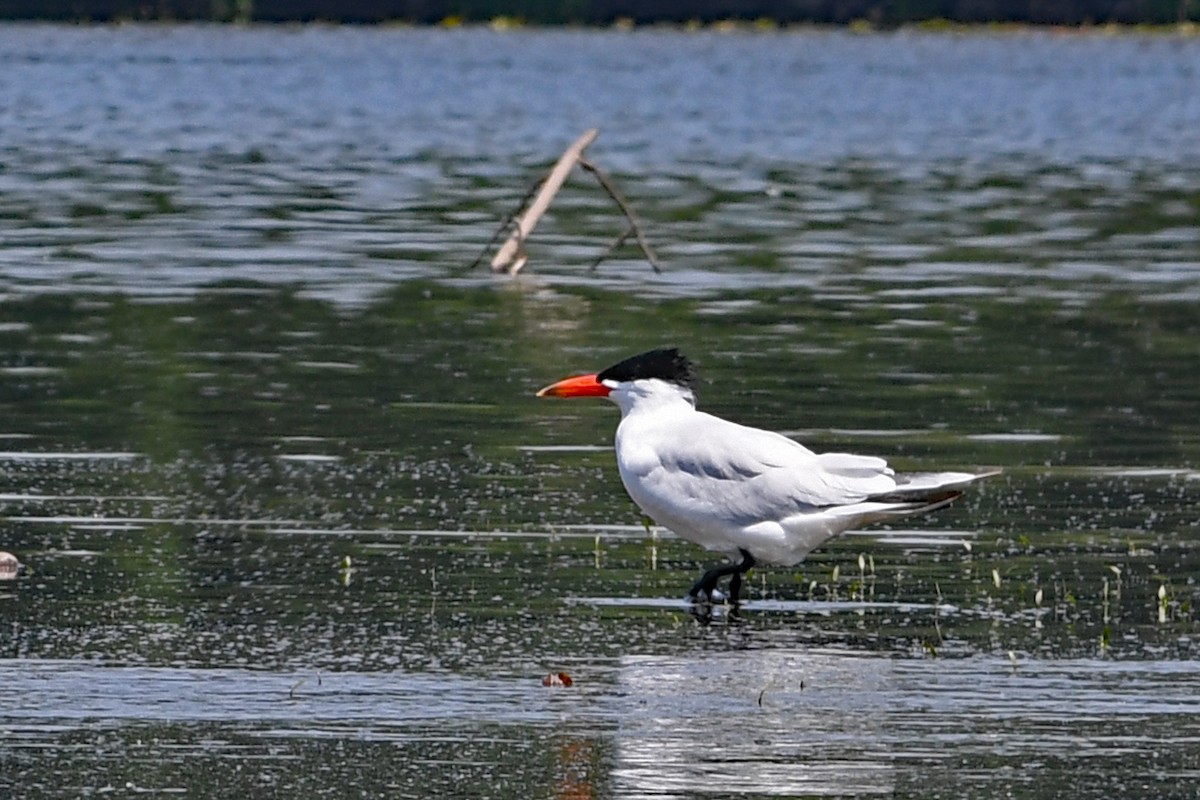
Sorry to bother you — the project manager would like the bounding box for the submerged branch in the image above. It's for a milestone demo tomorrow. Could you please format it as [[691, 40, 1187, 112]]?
[[578, 156, 662, 274], [590, 225, 636, 271], [475, 128, 662, 276], [468, 175, 545, 271], [489, 128, 599, 275]]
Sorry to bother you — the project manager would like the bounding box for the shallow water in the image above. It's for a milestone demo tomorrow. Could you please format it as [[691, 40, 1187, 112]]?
[[1, 23, 1200, 799]]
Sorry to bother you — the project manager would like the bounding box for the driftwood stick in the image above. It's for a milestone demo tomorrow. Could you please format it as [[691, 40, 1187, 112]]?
[[590, 225, 636, 271], [578, 156, 662, 274], [490, 128, 599, 275], [469, 176, 546, 270]]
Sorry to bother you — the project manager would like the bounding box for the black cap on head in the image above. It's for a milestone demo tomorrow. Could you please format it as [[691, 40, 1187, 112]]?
[[597, 347, 698, 392]]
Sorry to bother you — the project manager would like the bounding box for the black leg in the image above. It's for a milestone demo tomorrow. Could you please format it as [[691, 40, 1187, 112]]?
[[727, 549, 755, 605], [688, 563, 735, 600], [688, 549, 755, 604]]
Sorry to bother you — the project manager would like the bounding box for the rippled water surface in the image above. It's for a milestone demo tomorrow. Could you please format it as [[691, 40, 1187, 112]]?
[[2, 23, 1200, 799]]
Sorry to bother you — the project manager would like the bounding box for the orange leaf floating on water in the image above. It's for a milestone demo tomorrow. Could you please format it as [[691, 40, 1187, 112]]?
[[542, 671, 573, 687]]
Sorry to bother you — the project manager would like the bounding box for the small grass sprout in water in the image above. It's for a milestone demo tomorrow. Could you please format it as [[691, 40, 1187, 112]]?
[[642, 515, 658, 571], [854, 553, 875, 602], [756, 674, 781, 707]]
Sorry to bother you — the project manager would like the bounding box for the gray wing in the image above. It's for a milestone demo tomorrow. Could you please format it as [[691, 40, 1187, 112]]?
[[618, 411, 898, 530]]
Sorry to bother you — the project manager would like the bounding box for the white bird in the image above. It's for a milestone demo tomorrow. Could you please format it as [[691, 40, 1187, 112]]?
[[537, 347, 997, 605]]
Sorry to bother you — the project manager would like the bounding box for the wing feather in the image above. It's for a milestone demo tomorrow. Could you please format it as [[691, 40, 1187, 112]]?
[[613, 404, 997, 566], [616, 411, 898, 534]]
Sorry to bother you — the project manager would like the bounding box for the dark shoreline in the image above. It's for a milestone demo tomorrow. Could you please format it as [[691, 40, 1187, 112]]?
[[1, 1, 1197, 27]]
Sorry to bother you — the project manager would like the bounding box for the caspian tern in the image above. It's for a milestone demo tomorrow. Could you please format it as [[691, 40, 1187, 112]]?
[[537, 347, 996, 605]]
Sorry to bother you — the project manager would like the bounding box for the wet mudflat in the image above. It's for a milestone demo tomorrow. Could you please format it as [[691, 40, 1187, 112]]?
[[2, 23, 1200, 799]]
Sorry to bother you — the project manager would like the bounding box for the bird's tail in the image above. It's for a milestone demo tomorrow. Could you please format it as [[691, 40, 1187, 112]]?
[[860, 469, 1000, 521], [775, 469, 999, 566]]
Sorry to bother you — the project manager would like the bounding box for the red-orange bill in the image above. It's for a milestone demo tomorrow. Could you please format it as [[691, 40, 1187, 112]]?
[[535, 373, 610, 398]]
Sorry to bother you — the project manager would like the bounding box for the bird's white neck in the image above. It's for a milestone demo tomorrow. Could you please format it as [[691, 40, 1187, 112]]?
[[607, 378, 696, 418]]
